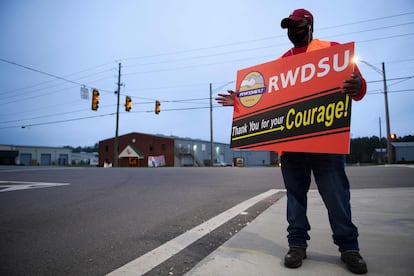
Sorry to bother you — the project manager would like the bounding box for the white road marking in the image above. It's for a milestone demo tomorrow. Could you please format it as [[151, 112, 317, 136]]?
[[107, 189, 283, 276], [0, 181, 70, 192], [0, 167, 81, 173], [382, 164, 414, 169]]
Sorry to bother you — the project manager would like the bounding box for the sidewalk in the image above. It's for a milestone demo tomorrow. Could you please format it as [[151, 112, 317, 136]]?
[[185, 188, 414, 276]]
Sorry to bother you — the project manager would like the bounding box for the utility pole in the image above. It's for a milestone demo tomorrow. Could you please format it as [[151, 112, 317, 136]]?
[[379, 117, 382, 163], [382, 62, 393, 164], [114, 63, 121, 167], [210, 83, 214, 166], [359, 60, 392, 164]]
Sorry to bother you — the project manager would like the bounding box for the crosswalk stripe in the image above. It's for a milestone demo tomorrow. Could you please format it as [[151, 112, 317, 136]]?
[[0, 181, 70, 192]]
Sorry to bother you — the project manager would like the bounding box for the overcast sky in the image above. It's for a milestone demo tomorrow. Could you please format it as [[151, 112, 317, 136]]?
[[1, 0, 413, 147]]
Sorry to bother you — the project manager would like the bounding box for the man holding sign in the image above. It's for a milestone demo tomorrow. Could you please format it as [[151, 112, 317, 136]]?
[[217, 9, 367, 274]]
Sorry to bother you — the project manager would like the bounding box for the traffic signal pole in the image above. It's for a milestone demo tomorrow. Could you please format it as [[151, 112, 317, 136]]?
[[114, 63, 121, 167]]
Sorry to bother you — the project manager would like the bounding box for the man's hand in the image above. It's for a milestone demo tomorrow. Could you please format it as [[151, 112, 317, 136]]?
[[215, 90, 235, 106], [342, 72, 362, 96]]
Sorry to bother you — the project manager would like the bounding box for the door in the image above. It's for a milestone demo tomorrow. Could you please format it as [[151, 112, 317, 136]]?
[[20, 153, 32, 166], [40, 154, 51, 165]]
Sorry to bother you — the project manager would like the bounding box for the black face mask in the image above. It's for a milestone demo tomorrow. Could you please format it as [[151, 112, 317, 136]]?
[[288, 25, 310, 45]]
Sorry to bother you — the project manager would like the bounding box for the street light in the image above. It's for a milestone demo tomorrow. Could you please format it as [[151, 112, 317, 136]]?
[[354, 58, 393, 163]]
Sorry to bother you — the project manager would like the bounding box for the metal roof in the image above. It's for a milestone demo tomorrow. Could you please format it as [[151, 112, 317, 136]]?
[[392, 142, 414, 148]]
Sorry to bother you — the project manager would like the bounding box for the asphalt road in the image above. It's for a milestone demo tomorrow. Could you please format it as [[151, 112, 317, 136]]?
[[0, 165, 412, 275]]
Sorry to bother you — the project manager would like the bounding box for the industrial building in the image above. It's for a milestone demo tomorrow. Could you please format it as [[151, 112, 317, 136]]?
[[0, 145, 98, 166], [0, 145, 72, 166], [392, 142, 414, 163], [372, 142, 414, 163]]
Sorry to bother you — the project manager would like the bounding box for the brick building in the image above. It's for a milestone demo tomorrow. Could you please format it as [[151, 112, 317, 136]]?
[[99, 132, 175, 167], [99, 132, 273, 167]]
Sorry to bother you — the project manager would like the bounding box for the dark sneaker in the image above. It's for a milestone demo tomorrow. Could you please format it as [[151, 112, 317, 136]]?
[[284, 247, 306, 268], [341, 251, 368, 274]]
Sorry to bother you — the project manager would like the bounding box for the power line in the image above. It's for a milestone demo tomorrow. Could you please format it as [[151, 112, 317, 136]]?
[[122, 53, 276, 76], [0, 58, 85, 87], [2, 86, 413, 129], [1, 71, 412, 127], [0, 112, 116, 130], [0, 69, 108, 100], [0, 105, 230, 129], [2, 17, 413, 101], [124, 30, 414, 76], [0, 58, 117, 97], [5, 84, 414, 130], [126, 81, 228, 93], [386, 58, 414, 64], [0, 80, 233, 123], [367, 89, 414, 95], [0, 82, 237, 128], [2, 41, 412, 105], [0, 61, 115, 96], [121, 25, 414, 73], [2, 12, 414, 129], [122, 44, 282, 69], [366, 75, 414, 84], [327, 22, 414, 39], [319, 11, 414, 30], [120, 11, 414, 61], [2, 11, 412, 84], [358, 32, 414, 44], [0, 105, 88, 124], [124, 35, 413, 76]]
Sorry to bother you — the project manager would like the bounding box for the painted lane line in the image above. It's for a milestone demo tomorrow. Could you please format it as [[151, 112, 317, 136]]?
[[107, 189, 282, 276], [0, 181, 70, 192]]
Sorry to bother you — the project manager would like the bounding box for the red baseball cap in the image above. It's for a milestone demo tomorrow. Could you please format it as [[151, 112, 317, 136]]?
[[281, 9, 314, 29]]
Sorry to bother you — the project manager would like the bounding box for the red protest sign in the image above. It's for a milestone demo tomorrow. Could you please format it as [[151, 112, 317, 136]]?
[[230, 42, 354, 154]]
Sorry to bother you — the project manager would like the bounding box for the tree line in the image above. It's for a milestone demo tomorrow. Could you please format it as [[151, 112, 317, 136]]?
[[63, 143, 99, 153]]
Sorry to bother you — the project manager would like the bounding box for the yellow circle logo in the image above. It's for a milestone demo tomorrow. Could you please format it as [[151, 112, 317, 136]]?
[[238, 71, 266, 108]]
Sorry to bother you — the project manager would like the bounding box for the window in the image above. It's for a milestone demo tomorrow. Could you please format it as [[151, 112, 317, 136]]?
[[149, 144, 153, 151], [162, 143, 166, 151]]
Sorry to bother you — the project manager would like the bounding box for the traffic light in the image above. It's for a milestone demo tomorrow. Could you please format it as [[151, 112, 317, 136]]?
[[155, 100, 161, 114], [91, 89, 99, 111], [125, 96, 132, 112], [390, 133, 397, 140]]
